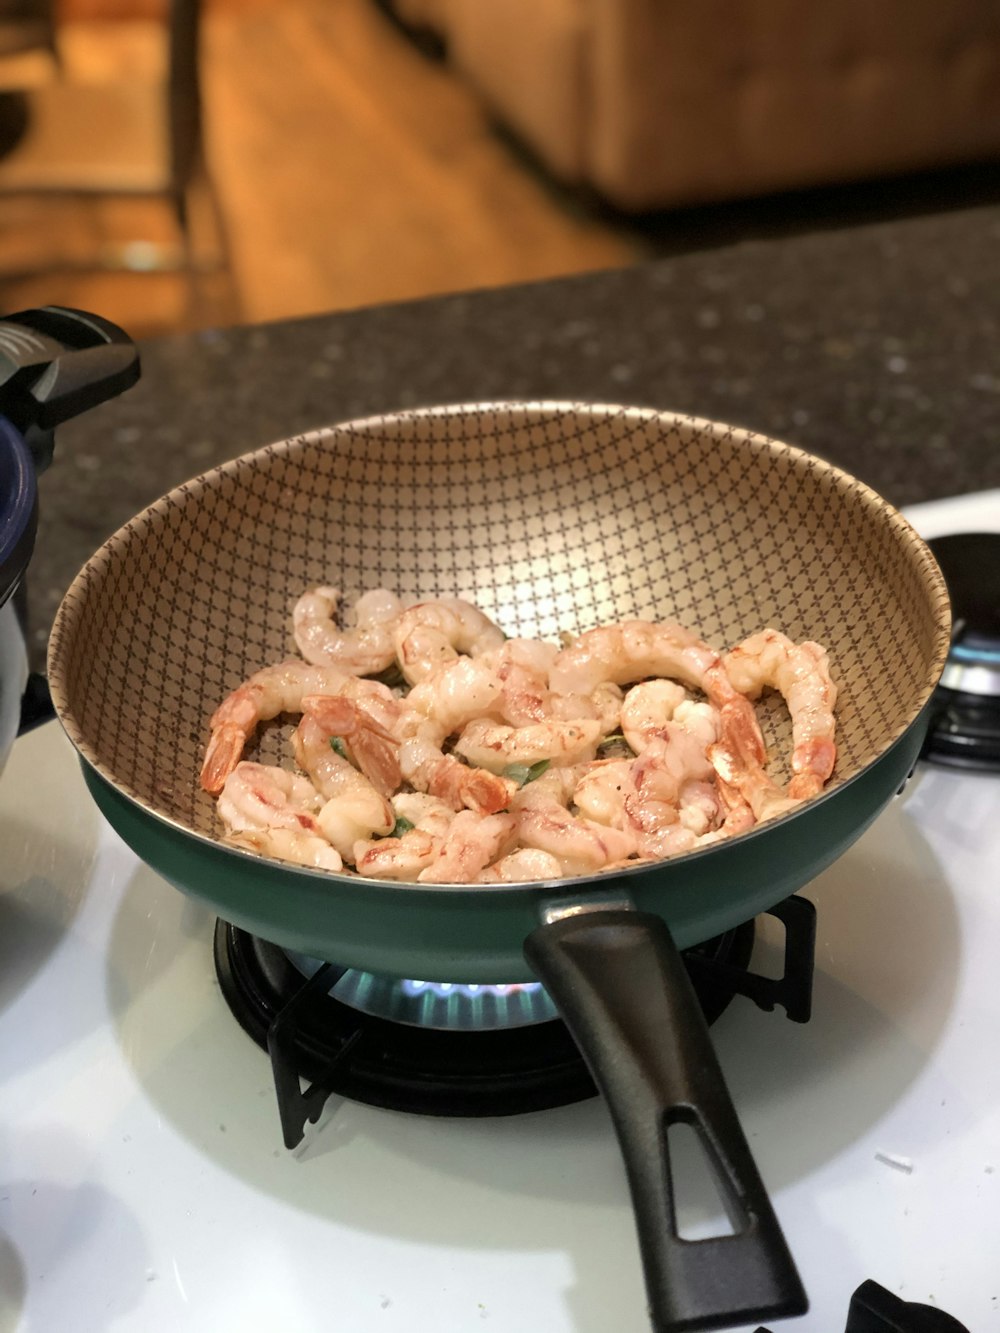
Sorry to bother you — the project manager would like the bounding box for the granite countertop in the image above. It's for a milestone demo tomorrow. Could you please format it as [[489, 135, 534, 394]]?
[[25, 204, 1000, 669]]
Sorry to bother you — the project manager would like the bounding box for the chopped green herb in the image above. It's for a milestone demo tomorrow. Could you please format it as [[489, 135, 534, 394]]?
[[390, 815, 415, 837], [503, 758, 551, 788], [329, 736, 350, 760]]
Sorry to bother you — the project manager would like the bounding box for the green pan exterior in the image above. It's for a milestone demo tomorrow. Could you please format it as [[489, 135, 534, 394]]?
[[84, 713, 927, 984]]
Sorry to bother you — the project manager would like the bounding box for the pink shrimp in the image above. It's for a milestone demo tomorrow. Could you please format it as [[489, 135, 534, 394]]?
[[417, 810, 519, 883], [200, 660, 397, 794], [722, 629, 838, 800], [216, 762, 343, 871], [293, 587, 404, 674], [301, 693, 401, 798]]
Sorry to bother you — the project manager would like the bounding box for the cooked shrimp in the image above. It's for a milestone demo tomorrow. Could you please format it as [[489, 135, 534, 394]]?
[[620, 680, 688, 751], [585, 681, 624, 735], [351, 790, 459, 880], [353, 829, 439, 881], [723, 629, 838, 799], [575, 747, 722, 846], [619, 824, 729, 862], [454, 717, 603, 774], [673, 699, 722, 752], [291, 713, 394, 858], [710, 767, 764, 833], [399, 736, 516, 815], [505, 670, 625, 735], [418, 810, 518, 883], [204, 587, 839, 879], [550, 619, 766, 774], [491, 658, 551, 726], [705, 627, 836, 825], [515, 792, 636, 876], [217, 762, 343, 872], [392, 656, 516, 814], [572, 759, 633, 827], [394, 599, 506, 683], [677, 779, 723, 836], [511, 764, 582, 810], [708, 741, 800, 825], [476, 847, 564, 883], [389, 791, 457, 838], [400, 655, 504, 740], [292, 586, 403, 675], [217, 761, 323, 832], [549, 620, 723, 697], [301, 693, 401, 797], [622, 743, 683, 852], [481, 638, 556, 726], [499, 637, 560, 677], [200, 660, 396, 793], [227, 827, 345, 872]]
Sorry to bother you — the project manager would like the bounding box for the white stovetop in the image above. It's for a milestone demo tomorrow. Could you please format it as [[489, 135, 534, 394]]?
[[2, 493, 999, 1333]]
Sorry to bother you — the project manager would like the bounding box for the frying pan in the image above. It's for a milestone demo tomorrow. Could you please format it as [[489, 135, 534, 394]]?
[[47, 403, 951, 1332]]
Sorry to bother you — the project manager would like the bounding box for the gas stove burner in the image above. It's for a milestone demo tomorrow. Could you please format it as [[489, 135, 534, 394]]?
[[213, 896, 816, 1147], [285, 951, 559, 1030], [923, 531, 1000, 772]]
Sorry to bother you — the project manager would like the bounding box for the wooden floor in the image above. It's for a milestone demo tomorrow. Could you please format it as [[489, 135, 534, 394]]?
[[0, 0, 640, 337]]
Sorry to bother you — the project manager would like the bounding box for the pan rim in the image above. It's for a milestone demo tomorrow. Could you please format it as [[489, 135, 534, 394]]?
[[48, 400, 952, 893]]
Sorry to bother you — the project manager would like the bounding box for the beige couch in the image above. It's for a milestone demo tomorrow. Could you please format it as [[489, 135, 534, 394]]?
[[387, 0, 1000, 211]]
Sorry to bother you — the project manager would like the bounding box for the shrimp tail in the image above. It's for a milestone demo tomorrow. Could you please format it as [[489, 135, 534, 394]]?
[[460, 768, 518, 816], [790, 736, 836, 793], [349, 730, 402, 799], [302, 693, 402, 797], [715, 777, 756, 834], [422, 754, 515, 816], [716, 699, 766, 768], [787, 773, 824, 800], [200, 723, 247, 793]]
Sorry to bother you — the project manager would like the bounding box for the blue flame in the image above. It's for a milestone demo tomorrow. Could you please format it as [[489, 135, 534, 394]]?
[[402, 979, 545, 999]]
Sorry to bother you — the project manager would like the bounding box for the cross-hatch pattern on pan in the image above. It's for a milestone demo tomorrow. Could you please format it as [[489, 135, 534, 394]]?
[[198, 588, 838, 884]]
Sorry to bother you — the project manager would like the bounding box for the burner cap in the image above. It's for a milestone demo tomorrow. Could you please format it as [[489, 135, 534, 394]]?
[[924, 532, 1000, 771]]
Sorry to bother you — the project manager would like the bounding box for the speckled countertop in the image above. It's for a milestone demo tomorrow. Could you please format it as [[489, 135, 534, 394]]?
[[23, 205, 1000, 668]]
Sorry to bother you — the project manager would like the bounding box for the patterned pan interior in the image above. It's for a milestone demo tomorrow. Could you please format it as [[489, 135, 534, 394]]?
[[48, 404, 951, 850]]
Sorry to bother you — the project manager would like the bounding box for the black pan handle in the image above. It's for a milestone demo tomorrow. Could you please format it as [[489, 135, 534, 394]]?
[[0, 305, 140, 471], [524, 908, 807, 1332]]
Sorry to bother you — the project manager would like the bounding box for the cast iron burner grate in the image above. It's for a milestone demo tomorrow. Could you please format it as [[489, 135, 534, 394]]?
[[214, 895, 816, 1150]]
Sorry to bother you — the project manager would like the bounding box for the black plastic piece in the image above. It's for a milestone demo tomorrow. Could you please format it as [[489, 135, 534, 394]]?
[[843, 1281, 970, 1332], [523, 909, 808, 1333], [17, 671, 55, 735], [0, 305, 140, 471], [756, 1279, 971, 1332]]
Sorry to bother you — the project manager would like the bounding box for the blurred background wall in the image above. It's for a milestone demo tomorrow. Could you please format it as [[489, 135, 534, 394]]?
[[2, 0, 998, 339]]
